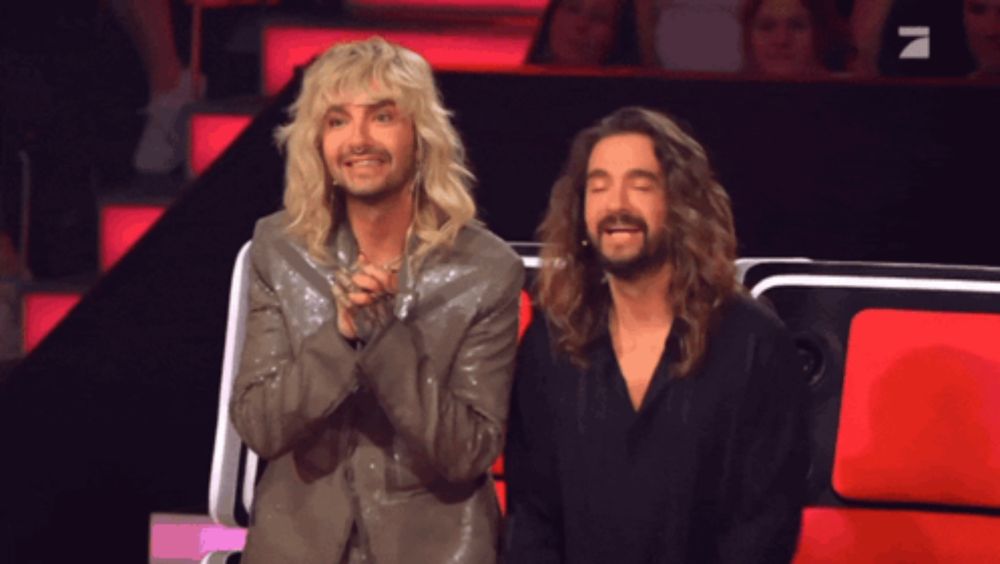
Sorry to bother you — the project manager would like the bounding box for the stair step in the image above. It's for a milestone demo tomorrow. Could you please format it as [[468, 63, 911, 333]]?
[[261, 21, 537, 95], [187, 99, 266, 177], [99, 203, 169, 272], [346, 0, 546, 17], [21, 286, 85, 353]]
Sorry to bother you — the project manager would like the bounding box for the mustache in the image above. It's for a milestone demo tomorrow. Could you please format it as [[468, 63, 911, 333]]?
[[338, 146, 391, 164], [596, 212, 648, 234]]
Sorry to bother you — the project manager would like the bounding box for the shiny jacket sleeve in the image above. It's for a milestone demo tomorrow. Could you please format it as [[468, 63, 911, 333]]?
[[229, 232, 359, 460], [503, 316, 563, 563], [356, 257, 524, 484], [715, 322, 810, 563]]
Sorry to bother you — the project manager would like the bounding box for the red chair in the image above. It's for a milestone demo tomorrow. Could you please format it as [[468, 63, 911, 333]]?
[[744, 263, 1000, 562]]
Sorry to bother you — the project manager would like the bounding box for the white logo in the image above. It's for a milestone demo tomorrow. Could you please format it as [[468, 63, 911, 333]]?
[[899, 26, 930, 59]]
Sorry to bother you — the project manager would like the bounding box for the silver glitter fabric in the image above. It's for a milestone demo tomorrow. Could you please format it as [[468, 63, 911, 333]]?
[[229, 211, 524, 563]]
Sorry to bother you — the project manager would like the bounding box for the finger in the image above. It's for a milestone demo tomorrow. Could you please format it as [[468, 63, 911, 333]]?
[[359, 264, 398, 293], [352, 270, 388, 294], [331, 282, 354, 308], [348, 291, 378, 307]]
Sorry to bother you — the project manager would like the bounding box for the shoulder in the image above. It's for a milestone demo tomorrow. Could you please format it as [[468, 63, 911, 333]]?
[[712, 292, 788, 341], [446, 223, 525, 291], [709, 293, 800, 384], [247, 210, 299, 274], [251, 210, 291, 247], [453, 223, 523, 272]]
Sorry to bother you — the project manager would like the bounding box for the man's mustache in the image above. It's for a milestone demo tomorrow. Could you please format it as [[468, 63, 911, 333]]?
[[596, 212, 648, 235], [339, 146, 391, 164]]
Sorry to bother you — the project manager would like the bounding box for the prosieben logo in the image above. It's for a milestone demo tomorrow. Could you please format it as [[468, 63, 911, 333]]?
[[899, 26, 931, 59]]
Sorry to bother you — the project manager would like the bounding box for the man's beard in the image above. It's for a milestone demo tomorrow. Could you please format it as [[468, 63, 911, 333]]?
[[590, 212, 671, 281]]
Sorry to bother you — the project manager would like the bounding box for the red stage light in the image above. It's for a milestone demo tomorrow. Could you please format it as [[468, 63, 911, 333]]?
[[189, 113, 254, 175], [23, 292, 82, 352], [100, 205, 168, 272], [262, 27, 534, 95], [495, 479, 507, 515]]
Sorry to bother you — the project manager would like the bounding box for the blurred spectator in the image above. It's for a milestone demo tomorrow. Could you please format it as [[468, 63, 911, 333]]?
[[110, 0, 204, 174], [964, 0, 1000, 78], [741, 0, 854, 77], [636, 0, 743, 72], [526, 0, 642, 66], [0, 232, 22, 363]]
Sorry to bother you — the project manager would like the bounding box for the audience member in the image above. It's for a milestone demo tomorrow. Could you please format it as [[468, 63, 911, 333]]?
[[637, 0, 744, 72], [526, 0, 642, 66], [0, 232, 22, 362], [741, 0, 853, 77], [964, 0, 1000, 78], [110, 0, 204, 174]]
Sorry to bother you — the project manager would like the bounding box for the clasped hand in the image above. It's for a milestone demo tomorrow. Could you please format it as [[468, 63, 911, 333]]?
[[331, 256, 399, 343]]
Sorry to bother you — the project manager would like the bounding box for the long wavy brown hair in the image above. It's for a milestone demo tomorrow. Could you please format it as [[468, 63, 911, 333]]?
[[536, 107, 742, 376]]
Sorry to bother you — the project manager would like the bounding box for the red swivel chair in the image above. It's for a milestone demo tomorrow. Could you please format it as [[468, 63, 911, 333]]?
[[743, 261, 1000, 563]]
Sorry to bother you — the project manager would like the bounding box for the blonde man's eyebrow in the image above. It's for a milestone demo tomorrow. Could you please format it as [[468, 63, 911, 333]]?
[[367, 98, 397, 110], [324, 98, 396, 115], [324, 105, 348, 117]]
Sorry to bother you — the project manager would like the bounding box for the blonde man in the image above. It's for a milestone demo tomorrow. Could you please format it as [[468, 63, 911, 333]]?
[[231, 37, 524, 563]]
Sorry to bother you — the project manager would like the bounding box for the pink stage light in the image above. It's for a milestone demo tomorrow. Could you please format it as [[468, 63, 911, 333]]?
[[262, 27, 534, 95], [23, 292, 82, 352], [149, 522, 247, 560], [100, 205, 167, 272], [189, 113, 254, 175]]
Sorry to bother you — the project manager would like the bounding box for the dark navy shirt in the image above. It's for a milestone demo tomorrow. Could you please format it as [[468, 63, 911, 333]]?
[[504, 295, 809, 564]]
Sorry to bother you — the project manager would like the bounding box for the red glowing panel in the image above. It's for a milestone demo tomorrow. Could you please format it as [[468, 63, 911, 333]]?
[[494, 480, 507, 515], [23, 292, 82, 352], [189, 113, 253, 175], [349, 0, 546, 10], [834, 309, 1000, 509], [793, 507, 1000, 563], [518, 290, 533, 342], [262, 27, 534, 95], [101, 205, 167, 271], [492, 454, 504, 476]]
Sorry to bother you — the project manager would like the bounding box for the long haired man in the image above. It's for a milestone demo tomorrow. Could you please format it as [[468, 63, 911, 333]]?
[[230, 37, 523, 563], [505, 107, 808, 563]]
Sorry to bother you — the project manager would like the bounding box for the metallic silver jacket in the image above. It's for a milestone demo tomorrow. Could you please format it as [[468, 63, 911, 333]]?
[[231, 211, 524, 563]]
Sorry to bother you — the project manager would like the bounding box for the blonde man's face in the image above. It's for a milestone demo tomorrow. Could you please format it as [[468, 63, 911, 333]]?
[[320, 90, 418, 202]]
